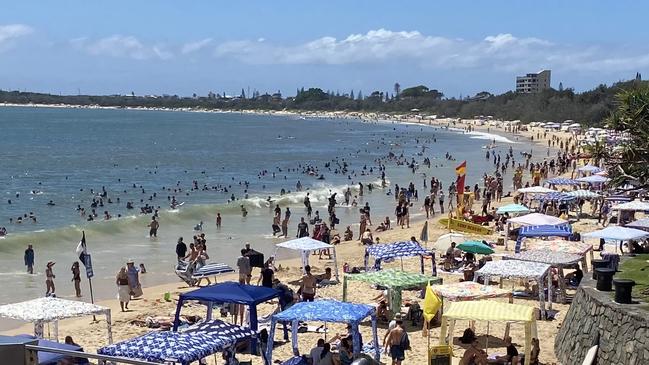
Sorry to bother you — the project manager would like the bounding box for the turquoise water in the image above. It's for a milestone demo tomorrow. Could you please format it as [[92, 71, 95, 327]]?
[[0, 106, 544, 326]]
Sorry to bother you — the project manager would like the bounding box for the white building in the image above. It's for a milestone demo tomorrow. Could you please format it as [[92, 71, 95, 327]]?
[[516, 70, 551, 93]]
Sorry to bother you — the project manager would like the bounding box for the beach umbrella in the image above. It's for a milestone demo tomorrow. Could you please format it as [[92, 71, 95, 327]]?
[[544, 177, 580, 186], [496, 203, 530, 215], [457, 240, 494, 255], [578, 164, 602, 173], [565, 190, 601, 199], [517, 186, 556, 194], [435, 232, 466, 248]]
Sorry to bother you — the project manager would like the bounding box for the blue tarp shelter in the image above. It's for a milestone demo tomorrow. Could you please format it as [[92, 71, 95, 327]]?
[[173, 282, 279, 353], [364, 240, 435, 274], [544, 177, 580, 186], [515, 224, 572, 253], [266, 300, 380, 364], [98, 319, 257, 364]]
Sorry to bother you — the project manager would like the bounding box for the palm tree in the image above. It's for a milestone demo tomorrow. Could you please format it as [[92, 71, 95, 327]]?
[[584, 140, 608, 166]]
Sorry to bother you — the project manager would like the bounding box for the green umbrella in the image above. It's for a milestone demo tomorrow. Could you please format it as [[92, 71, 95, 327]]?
[[456, 240, 494, 255]]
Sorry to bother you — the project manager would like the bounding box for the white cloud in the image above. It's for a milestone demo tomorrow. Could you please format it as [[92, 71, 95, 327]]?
[[210, 28, 649, 75], [181, 38, 212, 54], [0, 24, 33, 49], [72, 35, 173, 60]]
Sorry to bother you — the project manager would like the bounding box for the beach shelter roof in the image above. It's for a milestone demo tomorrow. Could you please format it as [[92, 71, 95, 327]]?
[[525, 239, 593, 256], [517, 186, 556, 194], [506, 250, 582, 267], [275, 237, 339, 280], [431, 281, 511, 302], [611, 200, 649, 211], [178, 281, 279, 306], [576, 175, 610, 183], [342, 269, 439, 313], [439, 301, 537, 364], [364, 240, 434, 274], [518, 224, 572, 238], [507, 213, 567, 226], [475, 260, 550, 280], [582, 226, 649, 241], [99, 320, 257, 365], [496, 203, 530, 214], [268, 300, 380, 363], [565, 190, 601, 199], [537, 192, 577, 202], [443, 300, 535, 323], [578, 164, 602, 173], [544, 177, 580, 186], [0, 297, 112, 343], [626, 218, 649, 231]]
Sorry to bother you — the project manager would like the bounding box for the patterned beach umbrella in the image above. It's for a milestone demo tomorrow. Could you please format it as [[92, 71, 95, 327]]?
[[565, 190, 601, 199], [544, 177, 580, 186]]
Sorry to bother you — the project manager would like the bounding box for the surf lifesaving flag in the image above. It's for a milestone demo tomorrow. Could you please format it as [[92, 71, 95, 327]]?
[[455, 161, 467, 206], [75, 231, 93, 278]]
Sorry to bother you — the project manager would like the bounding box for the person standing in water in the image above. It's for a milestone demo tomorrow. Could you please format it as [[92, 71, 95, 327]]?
[[24, 244, 35, 274], [148, 216, 159, 238], [71, 261, 81, 297], [45, 261, 56, 296], [216, 213, 222, 228]]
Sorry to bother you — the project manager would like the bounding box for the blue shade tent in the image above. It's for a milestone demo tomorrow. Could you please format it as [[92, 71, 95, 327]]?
[[364, 240, 435, 274], [536, 192, 577, 202], [564, 190, 601, 199], [172, 282, 279, 353], [98, 320, 257, 364], [626, 218, 649, 231], [544, 177, 580, 186], [515, 224, 572, 253], [266, 300, 380, 364]]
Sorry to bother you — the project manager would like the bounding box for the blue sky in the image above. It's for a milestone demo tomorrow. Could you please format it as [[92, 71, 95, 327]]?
[[0, 1, 647, 97]]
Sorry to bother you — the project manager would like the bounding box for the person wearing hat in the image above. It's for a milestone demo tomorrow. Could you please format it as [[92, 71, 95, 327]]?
[[45, 261, 56, 296], [126, 260, 142, 298]]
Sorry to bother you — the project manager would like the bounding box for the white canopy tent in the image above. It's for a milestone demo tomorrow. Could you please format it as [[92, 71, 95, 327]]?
[[274, 237, 339, 280], [504, 213, 568, 250], [0, 297, 112, 343], [474, 260, 552, 317], [583, 226, 649, 253], [611, 200, 649, 212], [517, 186, 556, 194]]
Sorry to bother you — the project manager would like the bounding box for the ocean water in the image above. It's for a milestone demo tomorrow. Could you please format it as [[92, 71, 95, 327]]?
[[0, 106, 546, 327]]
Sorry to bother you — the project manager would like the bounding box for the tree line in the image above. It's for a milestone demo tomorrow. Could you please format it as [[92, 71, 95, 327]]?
[[1, 77, 646, 126]]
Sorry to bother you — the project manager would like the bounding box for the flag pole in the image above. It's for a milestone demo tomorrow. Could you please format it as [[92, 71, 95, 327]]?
[[80, 231, 98, 322]]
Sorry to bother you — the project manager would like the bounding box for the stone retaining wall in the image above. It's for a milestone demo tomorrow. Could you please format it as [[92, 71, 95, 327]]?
[[555, 276, 649, 364]]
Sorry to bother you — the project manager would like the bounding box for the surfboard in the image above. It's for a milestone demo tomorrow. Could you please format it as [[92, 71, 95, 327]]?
[[438, 217, 492, 235]]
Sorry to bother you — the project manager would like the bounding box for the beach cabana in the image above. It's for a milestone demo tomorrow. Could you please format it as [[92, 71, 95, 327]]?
[[626, 218, 649, 231], [274, 237, 339, 280], [432, 281, 512, 303], [544, 177, 580, 186], [0, 297, 112, 344], [474, 260, 552, 315], [582, 226, 649, 253], [524, 238, 593, 272], [266, 300, 380, 363], [496, 203, 530, 215], [514, 224, 572, 253], [611, 200, 649, 212], [99, 319, 257, 365], [172, 282, 279, 353], [439, 301, 537, 363], [504, 213, 567, 250], [517, 186, 556, 194], [364, 240, 434, 274], [506, 250, 582, 303], [342, 269, 441, 314]]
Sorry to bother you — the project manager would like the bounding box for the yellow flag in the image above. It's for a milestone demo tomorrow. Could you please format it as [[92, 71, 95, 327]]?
[[423, 282, 442, 323]]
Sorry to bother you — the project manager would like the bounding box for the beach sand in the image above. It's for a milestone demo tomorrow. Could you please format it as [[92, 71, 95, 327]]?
[[1, 120, 590, 365]]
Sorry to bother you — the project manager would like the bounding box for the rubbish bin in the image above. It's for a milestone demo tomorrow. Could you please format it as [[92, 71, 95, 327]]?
[[613, 279, 636, 304], [595, 268, 615, 291], [591, 260, 608, 279]]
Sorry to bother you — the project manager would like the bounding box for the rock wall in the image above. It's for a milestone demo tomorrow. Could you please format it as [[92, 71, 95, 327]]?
[[555, 276, 649, 364]]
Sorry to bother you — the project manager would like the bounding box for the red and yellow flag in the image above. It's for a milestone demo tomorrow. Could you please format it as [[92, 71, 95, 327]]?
[[455, 161, 466, 206]]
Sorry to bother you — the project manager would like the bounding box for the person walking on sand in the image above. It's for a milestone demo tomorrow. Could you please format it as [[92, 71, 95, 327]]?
[[148, 216, 159, 238], [24, 244, 34, 274], [116, 267, 130, 311], [45, 261, 56, 296], [386, 319, 408, 365], [299, 265, 317, 302], [71, 261, 81, 297]]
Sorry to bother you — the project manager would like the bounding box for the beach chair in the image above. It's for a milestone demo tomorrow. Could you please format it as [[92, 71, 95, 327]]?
[[175, 262, 234, 286]]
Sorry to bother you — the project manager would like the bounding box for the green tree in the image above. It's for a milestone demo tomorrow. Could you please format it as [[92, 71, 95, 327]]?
[[606, 87, 649, 187]]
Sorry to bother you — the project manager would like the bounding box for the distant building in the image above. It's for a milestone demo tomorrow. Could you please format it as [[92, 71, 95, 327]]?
[[516, 70, 551, 93]]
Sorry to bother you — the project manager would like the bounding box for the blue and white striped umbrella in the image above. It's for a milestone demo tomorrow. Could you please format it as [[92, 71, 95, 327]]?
[[536, 192, 576, 202], [545, 177, 580, 186], [565, 190, 601, 199]]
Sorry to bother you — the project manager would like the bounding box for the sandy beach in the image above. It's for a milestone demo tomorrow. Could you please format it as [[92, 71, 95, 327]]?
[[0, 115, 592, 365]]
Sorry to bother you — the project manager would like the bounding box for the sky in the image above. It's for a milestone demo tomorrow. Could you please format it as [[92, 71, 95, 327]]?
[[0, 1, 647, 98]]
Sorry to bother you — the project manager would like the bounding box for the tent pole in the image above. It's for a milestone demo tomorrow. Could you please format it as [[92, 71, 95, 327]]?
[[332, 247, 340, 282], [485, 321, 489, 356]]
